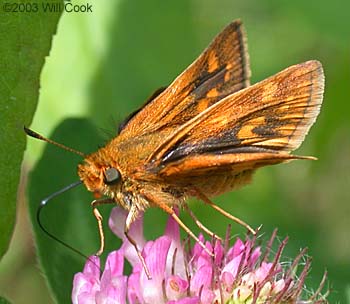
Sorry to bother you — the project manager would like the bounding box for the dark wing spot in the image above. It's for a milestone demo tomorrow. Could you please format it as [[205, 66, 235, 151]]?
[[162, 126, 243, 163], [252, 125, 278, 137]]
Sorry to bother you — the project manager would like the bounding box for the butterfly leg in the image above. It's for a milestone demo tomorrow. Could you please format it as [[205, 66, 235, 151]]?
[[140, 190, 214, 257], [182, 202, 222, 241], [91, 198, 114, 256], [124, 205, 151, 279], [193, 187, 256, 235]]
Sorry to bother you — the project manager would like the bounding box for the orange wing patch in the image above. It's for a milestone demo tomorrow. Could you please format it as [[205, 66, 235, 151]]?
[[119, 20, 251, 139], [207, 51, 219, 73]]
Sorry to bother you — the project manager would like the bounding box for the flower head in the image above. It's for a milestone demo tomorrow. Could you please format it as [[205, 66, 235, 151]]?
[[73, 207, 328, 304]]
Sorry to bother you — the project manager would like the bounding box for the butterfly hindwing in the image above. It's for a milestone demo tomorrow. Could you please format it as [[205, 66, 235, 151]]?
[[154, 60, 324, 177]]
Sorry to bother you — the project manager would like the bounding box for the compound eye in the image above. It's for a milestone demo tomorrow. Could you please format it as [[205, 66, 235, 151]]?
[[104, 167, 120, 185]]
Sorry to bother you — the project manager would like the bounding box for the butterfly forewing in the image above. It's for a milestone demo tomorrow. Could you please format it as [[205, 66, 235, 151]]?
[[118, 87, 167, 134], [153, 60, 324, 177], [119, 20, 250, 138]]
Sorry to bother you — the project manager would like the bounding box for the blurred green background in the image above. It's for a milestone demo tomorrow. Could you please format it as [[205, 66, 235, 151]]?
[[1, 0, 349, 303]]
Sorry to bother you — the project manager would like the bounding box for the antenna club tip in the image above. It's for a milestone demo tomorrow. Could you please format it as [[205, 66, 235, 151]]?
[[24, 127, 86, 157], [23, 125, 33, 135], [23, 126, 45, 140]]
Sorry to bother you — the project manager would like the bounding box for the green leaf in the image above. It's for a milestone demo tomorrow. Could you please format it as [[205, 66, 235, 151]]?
[[28, 118, 118, 304], [0, 1, 62, 258], [0, 296, 11, 304]]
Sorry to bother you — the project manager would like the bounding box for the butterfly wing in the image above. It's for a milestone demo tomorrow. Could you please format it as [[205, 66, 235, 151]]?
[[152, 60, 324, 177], [119, 20, 250, 138], [117, 87, 167, 134]]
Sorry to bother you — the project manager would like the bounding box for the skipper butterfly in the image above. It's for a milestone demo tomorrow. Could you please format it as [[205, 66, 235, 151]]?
[[26, 20, 324, 276]]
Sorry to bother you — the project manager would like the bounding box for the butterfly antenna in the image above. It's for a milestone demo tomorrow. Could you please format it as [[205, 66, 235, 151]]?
[[24, 126, 86, 157], [37, 181, 97, 266]]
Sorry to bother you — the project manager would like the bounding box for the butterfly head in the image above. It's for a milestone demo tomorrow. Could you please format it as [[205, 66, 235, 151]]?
[[78, 150, 122, 198]]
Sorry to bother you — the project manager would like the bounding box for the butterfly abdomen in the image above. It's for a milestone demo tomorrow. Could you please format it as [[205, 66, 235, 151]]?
[[186, 169, 254, 197]]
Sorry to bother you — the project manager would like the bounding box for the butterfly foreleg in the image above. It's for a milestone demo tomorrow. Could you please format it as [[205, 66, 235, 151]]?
[[91, 198, 115, 256], [124, 204, 152, 279]]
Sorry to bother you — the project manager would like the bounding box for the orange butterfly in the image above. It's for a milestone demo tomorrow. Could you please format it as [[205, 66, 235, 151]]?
[[26, 20, 324, 277]]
